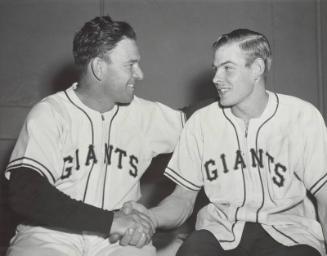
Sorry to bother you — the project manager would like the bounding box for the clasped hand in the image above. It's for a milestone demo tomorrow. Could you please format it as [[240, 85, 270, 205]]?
[[109, 202, 156, 248]]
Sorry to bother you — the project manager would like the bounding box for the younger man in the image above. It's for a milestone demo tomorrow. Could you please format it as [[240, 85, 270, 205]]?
[[125, 29, 327, 256]]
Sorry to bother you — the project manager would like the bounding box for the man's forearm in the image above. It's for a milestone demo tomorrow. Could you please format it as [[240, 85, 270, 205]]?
[[9, 168, 113, 235], [150, 185, 198, 230]]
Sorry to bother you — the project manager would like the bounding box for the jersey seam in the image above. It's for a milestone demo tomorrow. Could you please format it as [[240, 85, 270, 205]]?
[[218, 222, 237, 243], [102, 106, 120, 209], [255, 93, 279, 222], [222, 108, 246, 223], [271, 225, 299, 244], [270, 199, 303, 214], [64, 91, 95, 202]]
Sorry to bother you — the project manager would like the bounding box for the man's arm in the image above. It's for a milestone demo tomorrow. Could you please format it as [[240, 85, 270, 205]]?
[[118, 184, 198, 247], [123, 184, 198, 231], [150, 184, 198, 229], [314, 186, 327, 242], [9, 168, 153, 239]]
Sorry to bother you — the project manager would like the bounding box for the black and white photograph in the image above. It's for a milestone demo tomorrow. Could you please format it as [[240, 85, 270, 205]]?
[[0, 0, 327, 255]]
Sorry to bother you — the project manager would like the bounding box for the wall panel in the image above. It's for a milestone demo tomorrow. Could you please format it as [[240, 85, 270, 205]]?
[[272, 0, 319, 107], [104, 0, 273, 108], [0, 1, 99, 107], [0, 107, 30, 140], [321, 0, 327, 118]]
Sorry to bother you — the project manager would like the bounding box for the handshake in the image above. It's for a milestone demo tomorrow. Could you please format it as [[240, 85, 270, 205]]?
[[109, 201, 157, 248]]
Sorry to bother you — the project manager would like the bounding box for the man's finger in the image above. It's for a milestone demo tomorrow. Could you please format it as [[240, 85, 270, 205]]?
[[109, 233, 121, 244], [122, 201, 134, 215], [135, 224, 152, 243], [120, 228, 134, 246], [134, 211, 156, 234], [136, 232, 148, 248], [128, 229, 144, 246], [131, 212, 152, 230]]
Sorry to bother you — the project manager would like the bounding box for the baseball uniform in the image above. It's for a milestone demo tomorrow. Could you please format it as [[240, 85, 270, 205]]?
[[5, 82, 185, 255], [165, 90, 327, 255]]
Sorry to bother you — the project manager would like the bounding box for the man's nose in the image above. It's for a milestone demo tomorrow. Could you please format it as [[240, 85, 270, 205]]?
[[212, 70, 223, 84], [133, 65, 144, 80]]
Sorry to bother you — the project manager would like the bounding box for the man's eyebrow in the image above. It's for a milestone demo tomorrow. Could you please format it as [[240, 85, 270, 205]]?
[[124, 59, 138, 65], [129, 58, 140, 63], [212, 60, 235, 68], [219, 61, 235, 67]]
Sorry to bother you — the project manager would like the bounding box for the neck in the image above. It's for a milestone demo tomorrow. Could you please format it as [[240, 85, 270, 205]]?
[[75, 78, 115, 113], [231, 83, 268, 121]]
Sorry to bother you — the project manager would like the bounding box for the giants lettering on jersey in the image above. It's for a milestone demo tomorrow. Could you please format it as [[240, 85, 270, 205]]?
[[61, 143, 138, 179], [205, 148, 286, 187]]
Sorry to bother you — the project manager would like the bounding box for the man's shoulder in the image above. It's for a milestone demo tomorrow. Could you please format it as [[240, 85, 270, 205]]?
[[129, 95, 180, 113], [182, 97, 218, 120], [273, 92, 324, 126], [130, 95, 156, 106], [275, 92, 318, 113], [27, 89, 69, 122]]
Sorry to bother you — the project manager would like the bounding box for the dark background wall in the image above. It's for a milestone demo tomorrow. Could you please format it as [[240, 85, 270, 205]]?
[[0, 0, 326, 252]]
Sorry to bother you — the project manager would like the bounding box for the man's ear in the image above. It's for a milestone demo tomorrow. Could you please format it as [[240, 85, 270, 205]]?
[[90, 57, 105, 81], [252, 58, 265, 79]]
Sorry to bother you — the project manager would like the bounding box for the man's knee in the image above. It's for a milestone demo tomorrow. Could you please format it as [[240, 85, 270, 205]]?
[[176, 244, 202, 256], [273, 244, 321, 256], [108, 244, 156, 256], [176, 230, 222, 256]]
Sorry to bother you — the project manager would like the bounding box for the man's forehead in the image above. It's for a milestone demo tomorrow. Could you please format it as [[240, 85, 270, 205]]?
[[213, 43, 246, 65], [108, 38, 141, 61]]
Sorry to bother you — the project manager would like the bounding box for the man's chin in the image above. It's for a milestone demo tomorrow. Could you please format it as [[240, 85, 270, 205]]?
[[118, 95, 134, 106], [219, 99, 232, 107]]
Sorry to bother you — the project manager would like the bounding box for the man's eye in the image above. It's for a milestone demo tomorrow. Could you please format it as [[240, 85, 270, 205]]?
[[126, 63, 134, 70], [224, 66, 232, 71]]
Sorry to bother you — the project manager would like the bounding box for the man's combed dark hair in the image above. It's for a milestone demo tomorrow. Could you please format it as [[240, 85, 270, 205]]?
[[213, 28, 272, 75], [73, 16, 136, 69]]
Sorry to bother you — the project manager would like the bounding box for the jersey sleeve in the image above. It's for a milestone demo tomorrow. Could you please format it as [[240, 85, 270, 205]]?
[[5, 100, 63, 184], [300, 106, 327, 195], [164, 114, 204, 191], [145, 101, 185, 157]]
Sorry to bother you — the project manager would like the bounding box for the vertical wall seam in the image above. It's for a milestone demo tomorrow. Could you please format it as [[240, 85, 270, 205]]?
[[316, 0, 324, 116], [99, 0, 104, 16], [270, 0, 276, 91]]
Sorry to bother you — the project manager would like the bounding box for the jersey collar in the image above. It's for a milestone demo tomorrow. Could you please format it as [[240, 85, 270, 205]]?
[[223, 90, 278, 124], [65, 82, 118, 117]]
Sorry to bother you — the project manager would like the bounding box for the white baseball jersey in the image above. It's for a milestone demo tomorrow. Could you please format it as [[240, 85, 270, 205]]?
[[6, 83, 185, 211], [165, 91, 327, 255]]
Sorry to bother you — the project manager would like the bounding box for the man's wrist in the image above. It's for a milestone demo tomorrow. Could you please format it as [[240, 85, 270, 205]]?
[[149, 209, 159, 230]]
